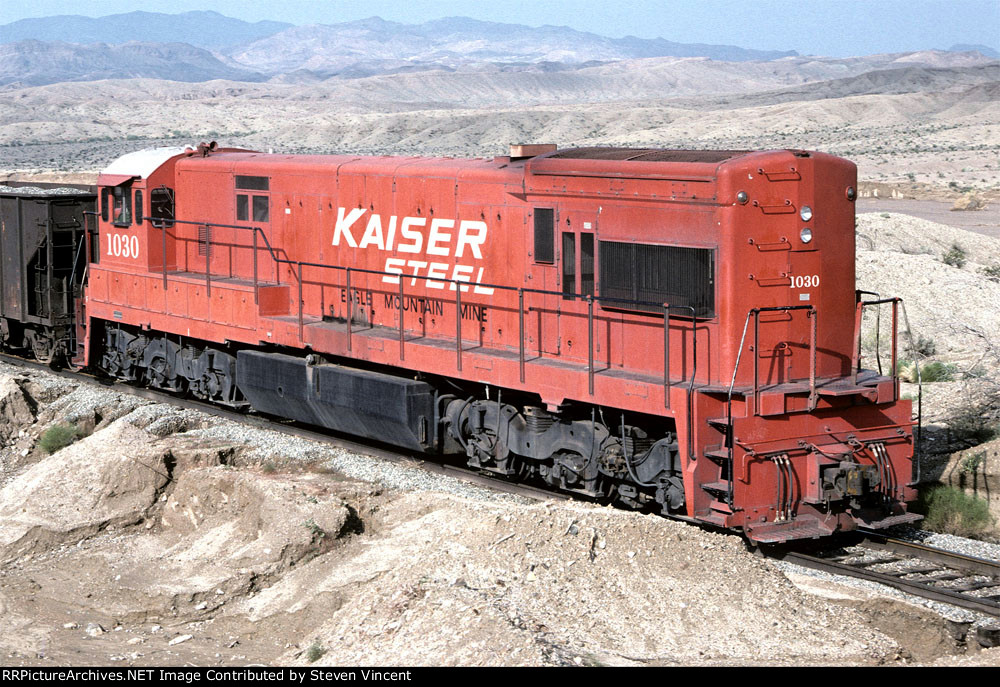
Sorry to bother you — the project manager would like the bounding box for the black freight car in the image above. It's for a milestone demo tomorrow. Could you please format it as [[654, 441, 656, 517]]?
[[0, 184, 96, 363]]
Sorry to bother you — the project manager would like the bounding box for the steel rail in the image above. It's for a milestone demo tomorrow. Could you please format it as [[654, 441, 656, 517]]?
[[0, 351, 567, 506], [768, 548, 1000, 618], [857, 530, 1000, 579]]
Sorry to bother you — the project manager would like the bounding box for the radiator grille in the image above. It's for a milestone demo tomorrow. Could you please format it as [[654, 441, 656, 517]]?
[[599, 241, 714, 317]]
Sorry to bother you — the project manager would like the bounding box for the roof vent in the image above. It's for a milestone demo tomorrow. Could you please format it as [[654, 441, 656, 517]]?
[[189, 141, 219, 157], [510, 144, 557, 159]]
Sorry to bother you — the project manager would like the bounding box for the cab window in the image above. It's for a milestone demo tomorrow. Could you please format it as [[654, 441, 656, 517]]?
[[112, 185, 132, 226], [150, 186, 175, 228]]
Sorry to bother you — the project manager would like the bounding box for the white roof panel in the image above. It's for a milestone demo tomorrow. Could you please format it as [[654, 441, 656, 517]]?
[[102, 146, 196, 179]]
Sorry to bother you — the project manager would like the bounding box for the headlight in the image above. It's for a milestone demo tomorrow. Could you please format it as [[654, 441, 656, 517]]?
[[800, 205, 813, 222], [800, 227, 813, 244]]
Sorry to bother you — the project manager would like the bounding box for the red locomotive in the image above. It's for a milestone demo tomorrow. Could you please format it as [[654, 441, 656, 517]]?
[[68, 142, 920, 542]]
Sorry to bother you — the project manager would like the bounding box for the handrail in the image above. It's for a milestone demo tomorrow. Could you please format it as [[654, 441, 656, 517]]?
[[131, 215, 704, 454], [898, 300, 923, 483], [855, 293, 923, 483], [78, 212, 715, 484], [725, 304, 816, 508], [856, 290, 882, 376], [855, 294, 894, 386], [140, 216, 713, 315]]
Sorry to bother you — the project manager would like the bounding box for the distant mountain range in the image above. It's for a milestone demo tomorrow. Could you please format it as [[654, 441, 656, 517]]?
[[224, 15, 799, 75], [0, 10, 996, 88], [0, 40, 265, 86], [948, 43, 1000, 59], [0, 10, 291, 50]]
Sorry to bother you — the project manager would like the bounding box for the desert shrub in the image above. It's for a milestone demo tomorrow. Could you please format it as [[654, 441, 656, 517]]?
[[914, 485, 994, 539], [897, 359, 955, 383], [897, 358, 914, 381], [39, 423, 80, 454], [306, 642, 327, 663], [961, 451, 986, 475], [982, 263, 1000, 282], [303, 518, 326, 541], [912, 335, 937, 357], [947, 404, 999, 447], [921, 361, 957, 382], [941, 243, 967, 268]]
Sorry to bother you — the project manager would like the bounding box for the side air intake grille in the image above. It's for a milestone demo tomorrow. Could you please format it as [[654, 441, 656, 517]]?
[[599, 241, 714, 317]]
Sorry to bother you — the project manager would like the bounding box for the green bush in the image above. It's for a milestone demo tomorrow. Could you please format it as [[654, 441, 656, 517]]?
[[921, 361, 957, 382], [303, 518, 326, 541], [897, 359, 956, 383], [39, 423, 80, 454], [941, 243, 967, 268], [306, 642, 327, 663], [961, 452, 986, 475], [982, 263, 1000, 282], [915, 485, 994, 539]]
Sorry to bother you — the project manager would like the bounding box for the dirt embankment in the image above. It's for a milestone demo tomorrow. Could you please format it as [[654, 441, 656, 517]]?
[[2, 365, 996, 666], [929, 438, 1000, 528], [853, 213, 1000, 534]]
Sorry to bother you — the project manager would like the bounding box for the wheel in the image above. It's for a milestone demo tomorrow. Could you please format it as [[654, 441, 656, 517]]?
[[28, 332, 54, 365]]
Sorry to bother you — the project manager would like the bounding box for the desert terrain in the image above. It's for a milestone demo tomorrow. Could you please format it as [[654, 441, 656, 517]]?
[[1, 51, 998, 193], [0, 18, 998, 666], [0, 365, 997, 666]]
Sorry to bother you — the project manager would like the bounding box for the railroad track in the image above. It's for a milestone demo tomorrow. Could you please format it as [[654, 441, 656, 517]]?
[[3, 352, 997, 623], [767, 532, 1000, 619], [0, 351, 567, 505]]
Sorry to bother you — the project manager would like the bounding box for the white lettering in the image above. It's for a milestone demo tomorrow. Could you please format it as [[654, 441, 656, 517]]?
[[383, 257, 405, 284], [333, 207, 365, 247], [449, 264, 473, 292], [426, 219, 454, 256], [407, 260, 428, 285], [385, 215, 397, 251], [397, 217, 425, 253], [456, 220, 487, 259], [473, 266, 494, 295], [359, 214, 385, 250], [335, 207, 495, 291], [107, 233, 139, 259], [426, 262, 449, 289]]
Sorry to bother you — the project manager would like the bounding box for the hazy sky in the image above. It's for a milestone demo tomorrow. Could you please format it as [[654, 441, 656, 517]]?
[[2, 0, 998, 57]]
